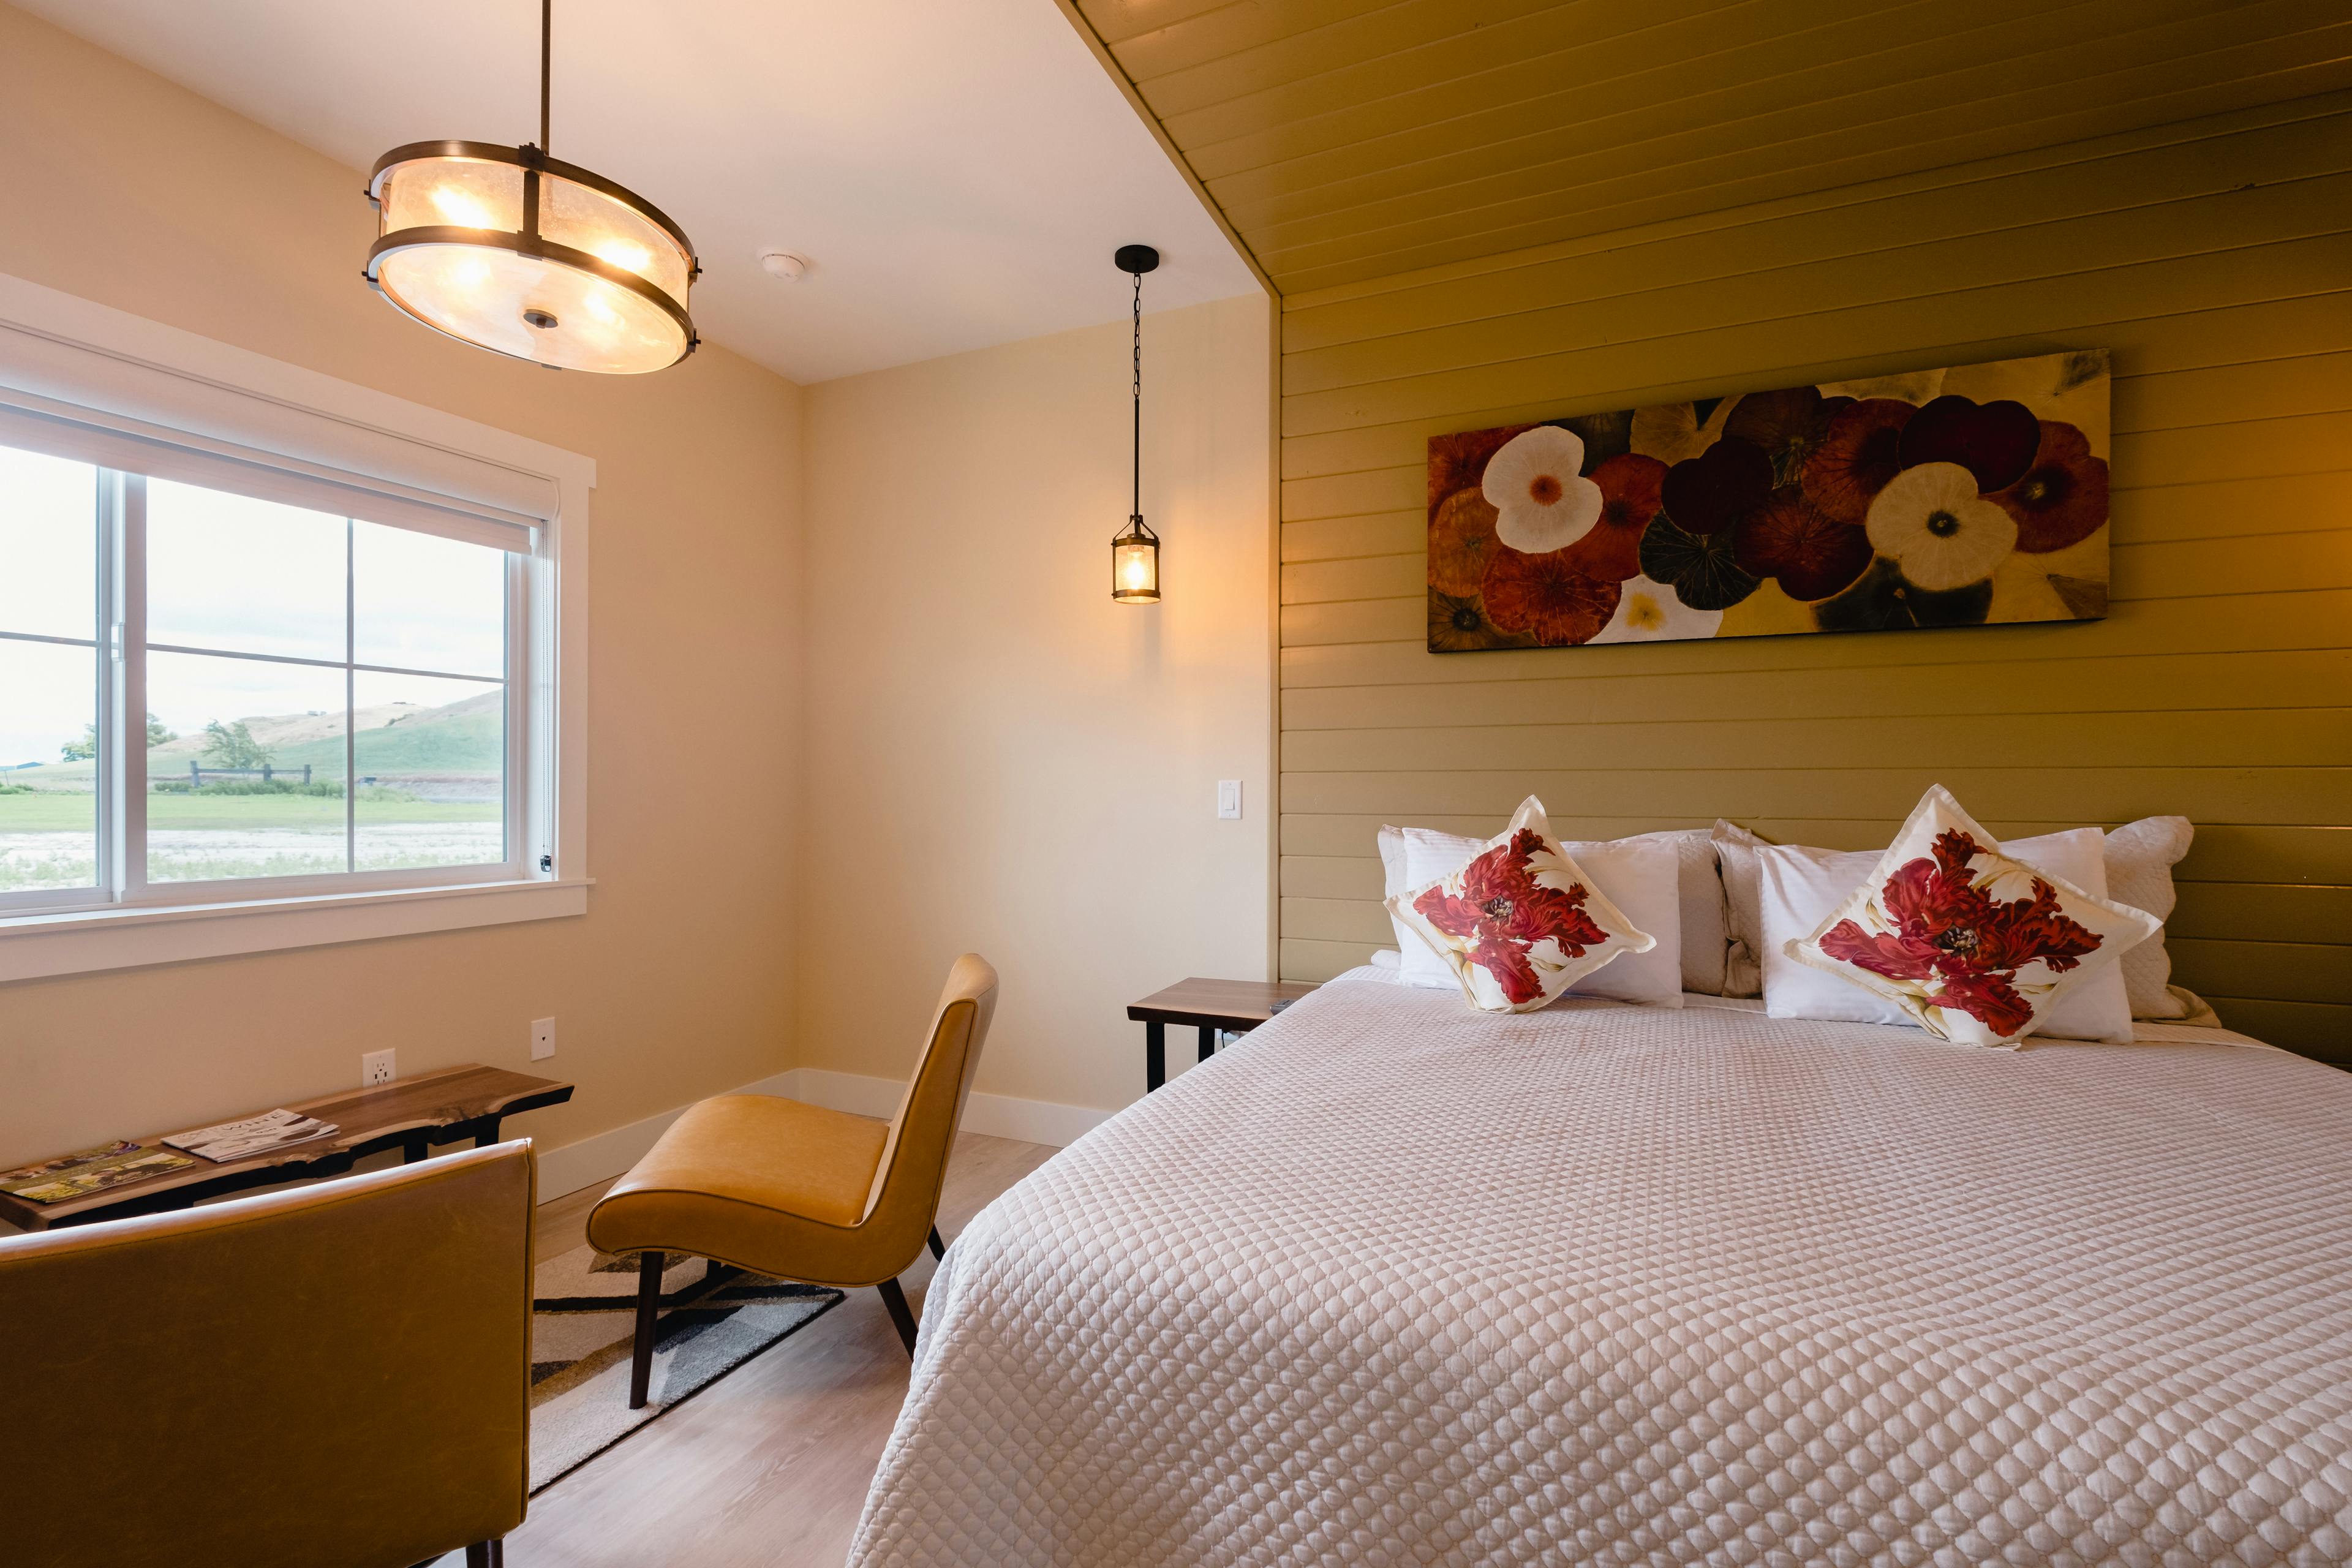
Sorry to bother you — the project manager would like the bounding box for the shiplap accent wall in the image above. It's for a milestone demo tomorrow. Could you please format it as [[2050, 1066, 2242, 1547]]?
[[1276, 95, 2352, 1062]]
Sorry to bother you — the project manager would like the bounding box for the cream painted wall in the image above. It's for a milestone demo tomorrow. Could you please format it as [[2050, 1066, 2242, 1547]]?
[[0, 5, 807, 1171], [798, 292, 1275, 1113]]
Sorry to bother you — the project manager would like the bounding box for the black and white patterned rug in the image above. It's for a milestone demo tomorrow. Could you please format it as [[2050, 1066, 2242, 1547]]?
[[528, 1245, 843, 1492]]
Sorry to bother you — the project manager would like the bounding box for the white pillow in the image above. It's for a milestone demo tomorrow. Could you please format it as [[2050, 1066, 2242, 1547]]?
[[1629, 827, 1728, 995], [1724, 814, 2196, 1018], [1385, 797, 1659, 1012], [1760, 824, 2138, 1044], [1389, 823, 1683, 1007], [1384, 823, 1710, 1000], [1712, 819, 1769, 997], [2105, 816, 2194, 1018]]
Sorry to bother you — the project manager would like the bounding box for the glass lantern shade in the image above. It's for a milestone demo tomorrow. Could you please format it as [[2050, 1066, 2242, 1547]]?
[[365, 142, 697, 374], [1112, 517, 1160, 603]]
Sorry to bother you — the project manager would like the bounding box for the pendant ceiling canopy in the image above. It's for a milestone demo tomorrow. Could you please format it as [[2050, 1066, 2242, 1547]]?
[[363, 1, 698, 374]]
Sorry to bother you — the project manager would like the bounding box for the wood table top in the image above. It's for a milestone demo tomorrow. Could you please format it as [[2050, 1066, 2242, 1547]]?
[[1126, 977, 1320, 1028], [0, 1063, 571, 1232]]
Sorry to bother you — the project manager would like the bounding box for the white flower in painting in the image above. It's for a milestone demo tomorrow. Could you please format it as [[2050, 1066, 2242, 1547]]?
[[1865, 462, 2018, 590], [1482, 426, 1603, 552], [1589, 573, 1722, 643]]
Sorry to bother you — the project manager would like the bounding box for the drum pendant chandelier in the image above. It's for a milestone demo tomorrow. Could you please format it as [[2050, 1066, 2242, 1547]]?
[[363, 0, 699, 374]]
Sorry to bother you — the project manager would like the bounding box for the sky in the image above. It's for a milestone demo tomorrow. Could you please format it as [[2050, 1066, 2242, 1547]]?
[[0, 445, 506, 769]]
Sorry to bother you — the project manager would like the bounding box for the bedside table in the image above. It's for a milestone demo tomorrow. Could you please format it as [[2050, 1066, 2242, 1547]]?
[[1127, 977, 1319, 1091]]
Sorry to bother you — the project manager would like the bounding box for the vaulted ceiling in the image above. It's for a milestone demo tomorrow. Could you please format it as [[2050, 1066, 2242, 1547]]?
[[1070, 0, 2352, 296]]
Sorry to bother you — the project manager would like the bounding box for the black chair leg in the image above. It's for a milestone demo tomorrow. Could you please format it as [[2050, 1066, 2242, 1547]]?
[[927, 1225, 946, 1261], [464, 1544, 497, 1568], [628, 1250, 663, 1409], [876, 1276, 918, 1354]]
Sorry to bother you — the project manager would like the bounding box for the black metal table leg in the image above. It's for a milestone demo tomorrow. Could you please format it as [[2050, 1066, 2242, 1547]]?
[[473, 1115, 504, 1149], [1197, 1023, 1216, 1064], [1145, 1019, 1166, 1090]]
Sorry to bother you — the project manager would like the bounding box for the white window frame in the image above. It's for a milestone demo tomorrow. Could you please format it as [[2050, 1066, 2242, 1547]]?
[[0, 271, 591, 981]]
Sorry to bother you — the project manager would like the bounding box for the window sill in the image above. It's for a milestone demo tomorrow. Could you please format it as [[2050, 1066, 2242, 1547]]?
[[0, 877, 591, 984]]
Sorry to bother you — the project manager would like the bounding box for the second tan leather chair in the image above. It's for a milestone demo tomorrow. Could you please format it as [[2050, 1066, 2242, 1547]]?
[[1, 1142, 535, 1568], [589, 954, 998, 1404]]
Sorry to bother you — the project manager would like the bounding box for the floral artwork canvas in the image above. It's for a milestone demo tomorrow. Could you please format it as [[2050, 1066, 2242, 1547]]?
[[1427, 349, 2110, 652]]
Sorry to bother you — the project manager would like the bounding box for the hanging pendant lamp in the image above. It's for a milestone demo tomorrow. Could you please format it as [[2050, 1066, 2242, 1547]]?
[[363, 0, 699, 374], [1111, 244, 1161, 604]]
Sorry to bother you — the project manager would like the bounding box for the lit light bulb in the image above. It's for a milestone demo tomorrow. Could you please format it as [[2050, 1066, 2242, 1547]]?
[[1121, 554, 1147, 590], [588, 237, 652, 276], [431, 184, 499, 229]]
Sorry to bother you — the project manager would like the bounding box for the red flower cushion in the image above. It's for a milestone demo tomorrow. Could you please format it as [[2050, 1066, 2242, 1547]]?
[[1386, 796, 1654, 1013], [1789, 785, 2159, 1047]]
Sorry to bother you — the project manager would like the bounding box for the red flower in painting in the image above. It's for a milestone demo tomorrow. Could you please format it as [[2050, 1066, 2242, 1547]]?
[[1989, 420, 2109, 552], [1816, 829, 2105, 1038], [1412, 829, 1608, 1004], [1802, 398, 1916, 522], [1480, 548, 1620, 645], [1732, 491, 1872, 600], [1560, 453, 1666, 582]]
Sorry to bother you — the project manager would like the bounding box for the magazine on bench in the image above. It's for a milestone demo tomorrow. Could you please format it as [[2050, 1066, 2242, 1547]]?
[[164, 1107, 341, 1163], [0, 1141, 200, 1204]]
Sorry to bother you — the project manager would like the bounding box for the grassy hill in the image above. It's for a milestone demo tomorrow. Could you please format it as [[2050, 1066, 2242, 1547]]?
[[12, 688, 502, 785]]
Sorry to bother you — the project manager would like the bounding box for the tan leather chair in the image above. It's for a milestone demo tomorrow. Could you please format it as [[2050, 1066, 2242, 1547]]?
[[0, 1141, 535, 1568], [590, 954, 998, 1403]]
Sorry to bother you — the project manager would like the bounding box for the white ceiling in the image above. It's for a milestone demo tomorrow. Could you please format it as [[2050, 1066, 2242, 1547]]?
[[18, 0, 1260, 383]]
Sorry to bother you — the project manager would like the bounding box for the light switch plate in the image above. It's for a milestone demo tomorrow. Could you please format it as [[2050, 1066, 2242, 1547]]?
[[531, 1017, 556, 1061], [1216, 780, 1242, 820]]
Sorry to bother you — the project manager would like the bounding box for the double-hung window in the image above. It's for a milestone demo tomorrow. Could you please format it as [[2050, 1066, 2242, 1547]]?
[[0, 273, 588, 978]]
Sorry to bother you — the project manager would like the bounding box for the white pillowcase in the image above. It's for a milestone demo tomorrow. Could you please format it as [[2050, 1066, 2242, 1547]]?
[[2105, 816, 2194, 1018], [1713, 819, 1769, 997], [1723, 815, 2199, 1021], [1757, 826, 2136, 1043], [1628, 827, 1728, 995], [1384, 823, 1684, 1008], [1382, 824, 1717, 999]]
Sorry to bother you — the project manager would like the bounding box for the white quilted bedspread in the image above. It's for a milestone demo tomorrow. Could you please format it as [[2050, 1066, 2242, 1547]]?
[[849, 973, 2352, 1567]]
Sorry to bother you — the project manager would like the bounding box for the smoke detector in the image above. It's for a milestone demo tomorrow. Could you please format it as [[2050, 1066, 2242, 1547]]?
[[759, 251, 809, 281]]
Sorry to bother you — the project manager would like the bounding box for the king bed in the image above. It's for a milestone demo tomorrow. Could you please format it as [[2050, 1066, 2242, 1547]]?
[[850, 971, 2351, 1566]]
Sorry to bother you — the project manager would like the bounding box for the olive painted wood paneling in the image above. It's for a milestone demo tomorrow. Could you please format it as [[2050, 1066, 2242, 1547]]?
[[1264, 104, 2352, 1061]]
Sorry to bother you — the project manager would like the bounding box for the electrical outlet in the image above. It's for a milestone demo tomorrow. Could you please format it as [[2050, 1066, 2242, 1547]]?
[[361, 1049, 396, 1088], [530, 1017, 556, 1061], [1216, 779, 1243, 820]]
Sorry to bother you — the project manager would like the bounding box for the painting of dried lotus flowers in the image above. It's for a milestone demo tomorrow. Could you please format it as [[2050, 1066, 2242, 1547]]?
[[1427, 350, 2109, 652]]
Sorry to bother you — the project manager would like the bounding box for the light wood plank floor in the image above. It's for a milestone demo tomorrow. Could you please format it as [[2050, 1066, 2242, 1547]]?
[[440, 1131, 1058, 1567]]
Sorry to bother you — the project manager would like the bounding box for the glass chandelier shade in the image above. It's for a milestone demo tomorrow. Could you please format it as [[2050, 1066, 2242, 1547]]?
[[1112, 516, 1160, 603], [363, 4, 699, 375], [366, 145, 697, 374]]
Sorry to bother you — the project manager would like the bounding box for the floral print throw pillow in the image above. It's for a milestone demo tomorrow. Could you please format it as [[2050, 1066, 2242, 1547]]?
[[1386, 796, 1654, 1013], [1789, 785, 2159, 1047]]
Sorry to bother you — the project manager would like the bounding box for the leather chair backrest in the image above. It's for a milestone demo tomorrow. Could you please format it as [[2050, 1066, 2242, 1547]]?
[[0, 1141, 536, 1568], [861, 952, 1000, 1232]]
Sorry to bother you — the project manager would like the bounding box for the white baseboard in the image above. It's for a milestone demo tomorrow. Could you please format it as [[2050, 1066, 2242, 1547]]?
[[533, 1066, 1111, 1200], [780, 1068, 1114, 1149]]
